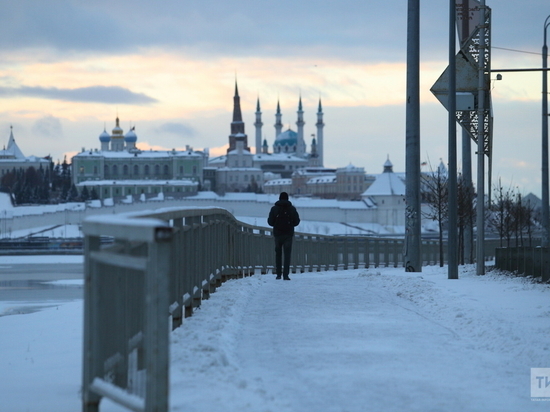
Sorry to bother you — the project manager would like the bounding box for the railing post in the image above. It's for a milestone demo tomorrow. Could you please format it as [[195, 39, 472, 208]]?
[[384, 240, 390, 267], [542, 247, 550, 282], [171, 218, 184, 329], [374, 239, 380, 268], [144, 233, 171, 412], [82, 234, 102, 412]]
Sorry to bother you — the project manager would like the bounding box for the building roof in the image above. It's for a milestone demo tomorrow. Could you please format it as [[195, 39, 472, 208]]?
[[0, 128, 25, 159], [337, 163, 364, 173], [99, 130, 111, 143], [264, 178, 292, 186], [124, 128, 137, 143], [362, 157, 405, 196], [0, 128, 48, 164], [227, 147, 252, 156], [307, 176, 336, 184], [73, 148, 204, 159], [77, 179, 198, 187], [363, 172, 405, 196], [253, 152, 308, 164]]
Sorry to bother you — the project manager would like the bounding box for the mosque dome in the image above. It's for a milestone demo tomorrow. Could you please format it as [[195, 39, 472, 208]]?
[[99, 130, 111, 143], [125, 128, 137, 143], [274, 129, 298, 147]]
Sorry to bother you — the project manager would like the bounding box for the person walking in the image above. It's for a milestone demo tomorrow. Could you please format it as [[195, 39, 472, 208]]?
[[267, 192, 300, 280]]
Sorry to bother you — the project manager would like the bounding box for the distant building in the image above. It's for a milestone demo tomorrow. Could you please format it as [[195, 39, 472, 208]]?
[[264, 164, 374, 200], [208, 82, 378, 197], [71, 118, 207, 201], [0, 127, 50, 176], [523, 192, 542, 210], [361, 157, 406, 227], [76, 179, 198, 201]]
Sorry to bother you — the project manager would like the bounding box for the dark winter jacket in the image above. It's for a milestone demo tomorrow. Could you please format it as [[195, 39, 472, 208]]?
[[267, 199, 301, 236]]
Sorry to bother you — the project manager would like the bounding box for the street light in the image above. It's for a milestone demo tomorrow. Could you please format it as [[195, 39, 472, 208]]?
[[542, 15, 550, 246]]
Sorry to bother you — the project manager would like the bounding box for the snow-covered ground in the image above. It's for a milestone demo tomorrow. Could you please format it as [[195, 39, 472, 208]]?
[[0, 255, 549, 412]]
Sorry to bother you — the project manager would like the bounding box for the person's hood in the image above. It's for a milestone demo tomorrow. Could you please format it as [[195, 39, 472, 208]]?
[[275, 199, 292, 207]]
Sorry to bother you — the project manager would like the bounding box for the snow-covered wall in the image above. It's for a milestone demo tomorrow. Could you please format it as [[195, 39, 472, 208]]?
[[0, 192, 397, 234]]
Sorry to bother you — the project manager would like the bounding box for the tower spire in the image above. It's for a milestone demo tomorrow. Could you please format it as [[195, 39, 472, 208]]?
[[254, 96, 263, 154], [228, 80, 248, 153], [232, 80, 243, 123], [316, 97, 325, 167], [296, 95, 305, 156], [274, 99, 283, 138]]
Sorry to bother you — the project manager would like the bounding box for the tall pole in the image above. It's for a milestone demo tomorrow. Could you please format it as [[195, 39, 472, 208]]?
[[542, 15, 550, 247], [463, 128, 474, 263], [448, 0, 458, 279], [476, 0, 486, 275], [405, 0, 422, 272], [459, 0, 474, 265]]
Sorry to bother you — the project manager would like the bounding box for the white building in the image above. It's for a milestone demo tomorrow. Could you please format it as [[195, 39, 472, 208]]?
[[361, 157, 406, 227], [72, 118, 207, 201], [0, 127, 50, 177]]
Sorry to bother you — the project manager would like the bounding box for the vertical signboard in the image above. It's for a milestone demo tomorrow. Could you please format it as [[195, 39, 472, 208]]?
[[456, 0, 482, 44]]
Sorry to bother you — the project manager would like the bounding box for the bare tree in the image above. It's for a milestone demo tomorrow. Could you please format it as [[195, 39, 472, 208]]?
[[457, 173, 476, 264], [512, 193, 537, 247], [421, 159, 448, 267], [488, 179, 514, 247]]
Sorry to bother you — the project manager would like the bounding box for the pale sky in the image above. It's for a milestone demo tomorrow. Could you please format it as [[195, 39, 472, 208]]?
[[0, 0, 548, 197]]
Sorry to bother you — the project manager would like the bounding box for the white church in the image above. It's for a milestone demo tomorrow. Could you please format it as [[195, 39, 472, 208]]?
[[0, 127, 50, 177]]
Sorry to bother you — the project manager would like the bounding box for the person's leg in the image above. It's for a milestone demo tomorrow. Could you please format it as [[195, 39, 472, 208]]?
[[274, 236, 283, 279], [282, 235, 293, 280]]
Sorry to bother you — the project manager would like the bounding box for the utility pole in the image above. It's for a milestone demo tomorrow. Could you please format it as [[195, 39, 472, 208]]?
[[405, 0, 422, 272], [475, 0, 487, 275], [448, 0, 458, 279], [542, 15, 550, 247], [432, 0, 492, 275], [459, 0, 474, 265]]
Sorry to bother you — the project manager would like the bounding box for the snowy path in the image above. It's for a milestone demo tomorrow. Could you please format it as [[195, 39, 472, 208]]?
[[169, 267, 550, 412], [1, 262, 549, 412]]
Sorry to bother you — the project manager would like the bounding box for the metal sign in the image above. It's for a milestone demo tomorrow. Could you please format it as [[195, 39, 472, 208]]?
[[430, 50, 479, 110], [456, 0, 482, 44], [430, 5, 492, 157]]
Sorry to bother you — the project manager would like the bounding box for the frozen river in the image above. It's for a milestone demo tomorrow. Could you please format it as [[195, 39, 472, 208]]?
[[0, 256, 83, 316]]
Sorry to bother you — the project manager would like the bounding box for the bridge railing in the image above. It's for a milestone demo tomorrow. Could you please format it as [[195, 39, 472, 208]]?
[[81, 207, 494, 412], [495, 246, 550, 281]]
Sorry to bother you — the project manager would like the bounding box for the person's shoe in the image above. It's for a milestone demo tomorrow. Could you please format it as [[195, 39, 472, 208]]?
[[283, 276, 291, 280], [275, 275, 281, 279]]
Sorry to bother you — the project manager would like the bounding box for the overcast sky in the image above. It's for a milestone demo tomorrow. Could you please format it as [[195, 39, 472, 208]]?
[[0, 0, 548, 196]]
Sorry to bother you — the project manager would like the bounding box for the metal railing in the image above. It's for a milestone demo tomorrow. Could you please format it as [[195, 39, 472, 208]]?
[[81, 207, 498, 412], [495, 246, 550, 281]]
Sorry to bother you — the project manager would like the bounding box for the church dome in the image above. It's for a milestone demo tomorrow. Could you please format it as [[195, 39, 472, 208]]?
[[99, 130, 111, 143], [111, 117, 123, 137], [274, 129, 298, 147], [125, 128, 137, 143]]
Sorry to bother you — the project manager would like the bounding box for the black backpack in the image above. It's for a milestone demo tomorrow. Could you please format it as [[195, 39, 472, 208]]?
[[275, 206, 293, 233]]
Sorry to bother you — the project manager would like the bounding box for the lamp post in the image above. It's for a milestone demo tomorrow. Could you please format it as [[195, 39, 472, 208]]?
[[447, 0, 458, 279], [543, 15, 550, 247], [405, 0, 421, 272]]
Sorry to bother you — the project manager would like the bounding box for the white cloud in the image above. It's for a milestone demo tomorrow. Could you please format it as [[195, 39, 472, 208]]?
[[31, 115, 63, 139]]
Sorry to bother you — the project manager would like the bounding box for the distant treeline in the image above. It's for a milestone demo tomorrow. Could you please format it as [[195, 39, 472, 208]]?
[[0, 157, 92, 205]]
